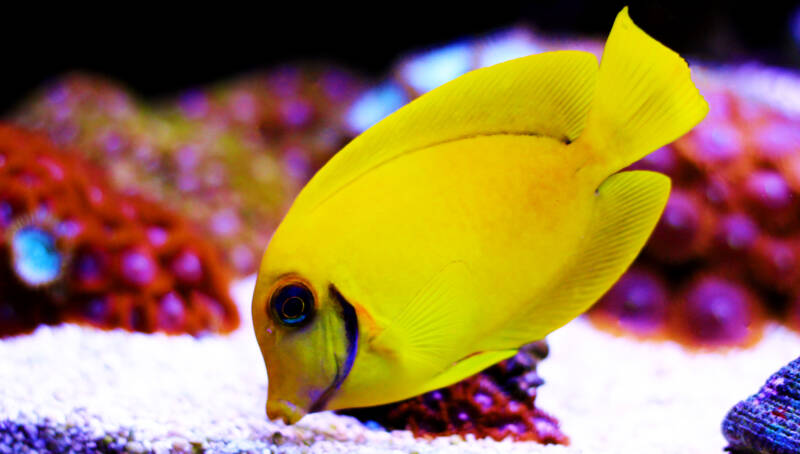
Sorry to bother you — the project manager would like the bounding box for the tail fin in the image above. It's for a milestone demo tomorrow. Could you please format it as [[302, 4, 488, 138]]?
[[578, 7, 708, 173]]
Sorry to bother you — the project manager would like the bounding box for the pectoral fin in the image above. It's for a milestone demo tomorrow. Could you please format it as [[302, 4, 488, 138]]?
[[370, 262, 478, 374]]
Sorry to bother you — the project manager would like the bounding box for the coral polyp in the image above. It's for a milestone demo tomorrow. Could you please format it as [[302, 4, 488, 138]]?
[[674, 275, 762, 346], [0, 124, 238, 337], [590, 267, 670, 337], [8, 218, 66, 287], [339, 342, 567, 444]]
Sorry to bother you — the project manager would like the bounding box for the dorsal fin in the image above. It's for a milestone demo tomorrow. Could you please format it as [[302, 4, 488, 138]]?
[[578, 7, 708, 173], [290, 51, 598, 216], [481, 170, 671, 349]]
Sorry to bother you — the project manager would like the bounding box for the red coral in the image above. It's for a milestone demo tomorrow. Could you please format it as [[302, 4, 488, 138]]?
[[339, 342, 568, 444], [0, 124, 238, 337]]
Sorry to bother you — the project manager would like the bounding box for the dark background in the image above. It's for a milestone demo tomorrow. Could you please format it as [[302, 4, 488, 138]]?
[[2, 1, 798, 114]]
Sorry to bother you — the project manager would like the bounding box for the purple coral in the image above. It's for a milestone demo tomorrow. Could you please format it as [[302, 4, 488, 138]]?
[[676, 276, 760, 346], [594, 267, 669, 336]]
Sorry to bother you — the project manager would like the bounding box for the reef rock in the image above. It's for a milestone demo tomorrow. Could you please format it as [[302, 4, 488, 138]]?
[[722, 355, 800, 454]]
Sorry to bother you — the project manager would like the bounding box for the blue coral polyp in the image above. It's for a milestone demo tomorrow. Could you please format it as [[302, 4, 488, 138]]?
[[10, 225, 63, 287]]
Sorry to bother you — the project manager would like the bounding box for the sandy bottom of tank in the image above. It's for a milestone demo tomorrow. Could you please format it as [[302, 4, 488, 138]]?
[[1, 276, 799, 454]]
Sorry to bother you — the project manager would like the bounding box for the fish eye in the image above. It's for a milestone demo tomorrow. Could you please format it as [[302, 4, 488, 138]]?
[[270, 281, 315, 327]]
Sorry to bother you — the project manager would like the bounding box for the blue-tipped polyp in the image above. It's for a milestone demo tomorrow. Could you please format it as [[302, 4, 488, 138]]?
[[9, 224, 64, 287]]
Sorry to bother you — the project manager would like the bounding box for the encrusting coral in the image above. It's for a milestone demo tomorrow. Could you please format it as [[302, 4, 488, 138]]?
[[0, 124, 238, 337]]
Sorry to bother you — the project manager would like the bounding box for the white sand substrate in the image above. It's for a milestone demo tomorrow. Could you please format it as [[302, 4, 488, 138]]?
[[1, 275, 799, 453]]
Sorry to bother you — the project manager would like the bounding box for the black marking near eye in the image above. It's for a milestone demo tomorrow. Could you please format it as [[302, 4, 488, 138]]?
[[332, 285, 359, 380], [270, 282, 315, 327], [308, 284, 359, 413]]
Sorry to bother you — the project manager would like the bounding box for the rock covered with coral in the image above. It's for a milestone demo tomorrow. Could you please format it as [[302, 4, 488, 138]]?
[[722, 355, 800, 453], [0, 124, 238, 337], [12, 68, 363, 275], [339, 341, 567, 444]]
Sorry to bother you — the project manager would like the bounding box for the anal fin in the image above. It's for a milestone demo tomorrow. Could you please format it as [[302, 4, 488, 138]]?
[[418, 349, 518, 395], [487, 170, 671, 348]]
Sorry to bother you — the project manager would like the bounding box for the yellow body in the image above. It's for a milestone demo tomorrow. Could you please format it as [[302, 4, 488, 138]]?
[[253, 8, 709, 423]]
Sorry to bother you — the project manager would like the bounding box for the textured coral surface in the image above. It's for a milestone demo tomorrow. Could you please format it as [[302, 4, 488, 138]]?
[[0, 124, 238, 337], [722, 355, 800, 454], [339, 342, 567, 444], [12, 69, 363, 275]]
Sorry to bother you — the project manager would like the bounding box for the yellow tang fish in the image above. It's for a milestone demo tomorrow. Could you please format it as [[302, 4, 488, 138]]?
[[252, 7, 708, 424]]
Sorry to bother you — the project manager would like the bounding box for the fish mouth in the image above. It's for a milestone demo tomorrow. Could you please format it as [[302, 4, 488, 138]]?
[[308, 285, 359, 414], [267, 399, 305, 424]]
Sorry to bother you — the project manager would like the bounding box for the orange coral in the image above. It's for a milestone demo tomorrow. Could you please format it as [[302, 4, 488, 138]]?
[[0, 124, 238, 337]]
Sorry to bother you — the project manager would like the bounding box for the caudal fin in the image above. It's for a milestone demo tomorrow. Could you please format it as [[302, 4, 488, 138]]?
[[579, 7, 708, 172]]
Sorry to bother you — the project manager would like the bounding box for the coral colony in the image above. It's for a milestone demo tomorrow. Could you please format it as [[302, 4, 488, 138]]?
[[0, 125, 238, 337]]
